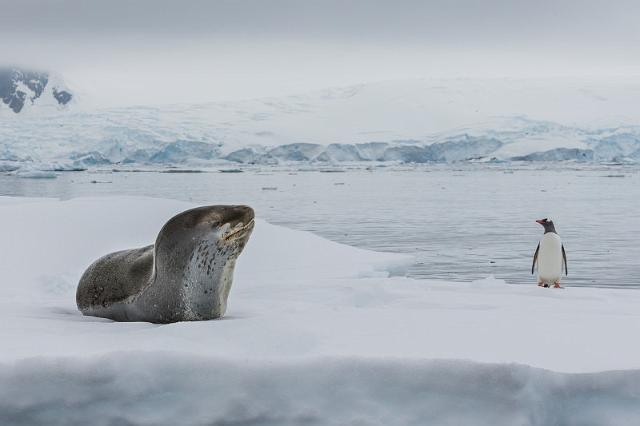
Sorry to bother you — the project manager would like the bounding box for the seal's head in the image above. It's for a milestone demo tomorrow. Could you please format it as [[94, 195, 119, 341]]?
[[157, 205, 255, 252], [152, 205, 255, 320]]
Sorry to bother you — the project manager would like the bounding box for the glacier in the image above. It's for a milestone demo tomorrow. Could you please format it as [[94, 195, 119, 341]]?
[[2, 78, 640, 172]]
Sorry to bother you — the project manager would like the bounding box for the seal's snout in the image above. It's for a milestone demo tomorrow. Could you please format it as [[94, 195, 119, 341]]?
[[220, 205, 255, 242], [222, 205, 255, 228]]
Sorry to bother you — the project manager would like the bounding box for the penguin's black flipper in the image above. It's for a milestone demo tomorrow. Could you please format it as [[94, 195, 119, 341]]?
[[562, 244, 568, 276], [532, 243, 540, 275]]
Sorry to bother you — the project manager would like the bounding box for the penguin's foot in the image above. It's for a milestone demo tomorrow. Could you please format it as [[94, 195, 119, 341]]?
[[553, 282, 562, 288]]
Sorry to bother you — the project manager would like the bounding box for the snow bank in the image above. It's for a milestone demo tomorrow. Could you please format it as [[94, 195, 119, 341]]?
[[2, 354, 640, 426], [1, 196, 640, 371]]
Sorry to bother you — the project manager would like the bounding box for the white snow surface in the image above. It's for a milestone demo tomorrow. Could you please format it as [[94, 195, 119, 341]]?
[[2, 196, 640, 425]]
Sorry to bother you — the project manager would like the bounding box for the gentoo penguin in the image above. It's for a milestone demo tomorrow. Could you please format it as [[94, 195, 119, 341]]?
[[531, 218, 567, 288]]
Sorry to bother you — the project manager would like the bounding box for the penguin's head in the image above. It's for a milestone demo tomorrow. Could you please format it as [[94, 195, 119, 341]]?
[[536, 218, 557, 234]]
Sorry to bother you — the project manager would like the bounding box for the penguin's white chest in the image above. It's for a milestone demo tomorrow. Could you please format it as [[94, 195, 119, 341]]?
[[537, 233, 563, 283]]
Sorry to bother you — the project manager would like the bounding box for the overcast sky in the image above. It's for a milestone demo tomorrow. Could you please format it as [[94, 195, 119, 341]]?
[[2, 0, 639, 105]]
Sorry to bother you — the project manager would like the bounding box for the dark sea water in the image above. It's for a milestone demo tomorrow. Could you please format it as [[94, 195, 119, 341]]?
[[1, 164, 638, 288]]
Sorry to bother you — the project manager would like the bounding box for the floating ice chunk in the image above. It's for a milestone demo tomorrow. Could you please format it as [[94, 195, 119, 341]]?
[[14, 170, 57, 179]]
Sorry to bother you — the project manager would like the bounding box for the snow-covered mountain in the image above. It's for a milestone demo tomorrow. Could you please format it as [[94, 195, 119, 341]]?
[[2, 77, 640, 171], [0, 67, 73, 114]]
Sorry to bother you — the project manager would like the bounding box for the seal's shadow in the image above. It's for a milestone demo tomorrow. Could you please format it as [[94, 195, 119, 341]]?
[[45, 305, 246, 325], [43, 306, 113, 322]]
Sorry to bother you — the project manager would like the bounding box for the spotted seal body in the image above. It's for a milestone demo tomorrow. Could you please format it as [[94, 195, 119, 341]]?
[[76, 205, 254, 323]]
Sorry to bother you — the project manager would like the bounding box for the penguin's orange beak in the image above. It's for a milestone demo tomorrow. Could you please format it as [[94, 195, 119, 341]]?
[[535, 219, 545, 225]]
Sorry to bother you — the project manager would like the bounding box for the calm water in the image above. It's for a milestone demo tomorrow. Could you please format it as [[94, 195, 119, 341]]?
[[1, 165, 639, 288]]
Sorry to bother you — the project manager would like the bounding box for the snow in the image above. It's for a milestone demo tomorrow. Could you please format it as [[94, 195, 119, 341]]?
[[1, 196, 640, 424]]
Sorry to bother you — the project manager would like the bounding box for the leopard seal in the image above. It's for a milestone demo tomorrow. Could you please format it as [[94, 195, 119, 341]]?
[[76, 205, 255, 323]]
